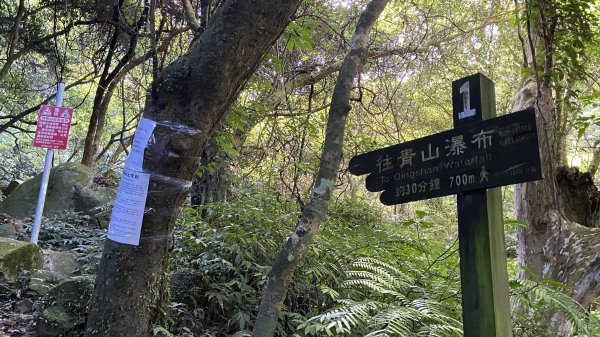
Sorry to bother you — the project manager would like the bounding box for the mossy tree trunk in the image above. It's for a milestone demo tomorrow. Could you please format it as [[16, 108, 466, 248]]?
[[84, 1, 303, 336], [513, 80, 600, 336], [190, 137, 229, 209], [251, 0, 389, 335], [512, 2, 600, 335]]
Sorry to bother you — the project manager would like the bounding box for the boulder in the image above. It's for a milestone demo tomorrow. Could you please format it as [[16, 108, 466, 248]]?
[[0, 162, 116, 219], [37, 305, 79, 337], [37, 276, 94, 337], [0, 222, 15, 238], [42, 250, 80, 280], [14, 298, 34, 313], [0, 238, 43, 281], [28, 250, 80, 295]]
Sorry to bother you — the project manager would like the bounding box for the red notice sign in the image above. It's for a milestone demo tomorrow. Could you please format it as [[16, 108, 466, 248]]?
[[33, 105, 73, 150]]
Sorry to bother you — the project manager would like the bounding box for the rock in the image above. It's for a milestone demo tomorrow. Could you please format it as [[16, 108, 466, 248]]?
[[0, 283, 13, 299], [0, 238, 43, 282], [0, 223, 16, 238], [28, 270, 54, 295], [16, 314, 35, 324], [37, 305, 79, 337], [37, 276, 94, 336], [42, 250, 80, 280], [2, 318, 17, 327], [14, 298, 34, 313], [2, 180, 20, 196], [46, 276, 94, 309], [0, 162, 116, 219], [88, 204, 112, 229], [0, 213, 26, 240]]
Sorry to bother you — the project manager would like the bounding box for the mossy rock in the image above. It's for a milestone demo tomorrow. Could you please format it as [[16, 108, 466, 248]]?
[[37, 276, 95, 336], [37, 305, 79, 337], [0, 162, 116, 219], [28, 270, 55, 295], [0, 237, 43, 281], [43, 276, 94, 312]]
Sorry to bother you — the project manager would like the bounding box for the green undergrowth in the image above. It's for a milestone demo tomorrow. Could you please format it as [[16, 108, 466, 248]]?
[[162, 191, 598, 336], [34, 211, 106, 275], [19, 195, 595, 336], [165, 192, 465, 336]]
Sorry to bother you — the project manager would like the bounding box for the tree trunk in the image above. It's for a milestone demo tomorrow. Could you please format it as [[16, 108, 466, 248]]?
[[251, 1, 389, 335], [513, 80, 600, 336], [190, 137, 229, 209], [84, 1, 303, 336], [510, 1, 600, 334], [81, 3, 149, 167], [588, 141, 600, 177]]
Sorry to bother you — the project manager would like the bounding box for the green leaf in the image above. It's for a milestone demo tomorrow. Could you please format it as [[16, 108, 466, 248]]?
[[420, 221, 433, 229], [503, 219, 528, 228]]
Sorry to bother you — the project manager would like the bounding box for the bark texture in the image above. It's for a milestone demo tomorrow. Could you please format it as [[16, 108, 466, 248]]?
[[84, 1, 303, 336], [511, 2, 600, 334], [251, 1, 389, 335], [513, 80, 600, 336], [190, 137, 229, 209]]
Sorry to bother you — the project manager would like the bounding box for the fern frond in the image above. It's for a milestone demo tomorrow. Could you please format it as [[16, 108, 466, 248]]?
[[308, 257, 463, 336], [511, 278, 593, 336]]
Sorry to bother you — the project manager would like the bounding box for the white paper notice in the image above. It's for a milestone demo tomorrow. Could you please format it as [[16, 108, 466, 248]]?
[[107, 168, 150, 245], [125, 118, 157, 171]]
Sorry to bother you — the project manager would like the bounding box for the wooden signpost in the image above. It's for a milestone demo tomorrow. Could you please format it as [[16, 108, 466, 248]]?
[[349, 73, 543, 337]]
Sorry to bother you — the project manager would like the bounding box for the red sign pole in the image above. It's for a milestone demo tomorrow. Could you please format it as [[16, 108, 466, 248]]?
[[31, 82, 68, 244]]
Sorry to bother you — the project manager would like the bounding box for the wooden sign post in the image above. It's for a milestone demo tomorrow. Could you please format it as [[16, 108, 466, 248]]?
[[453, 74, 512, 337], [349, 73, 543, 337]]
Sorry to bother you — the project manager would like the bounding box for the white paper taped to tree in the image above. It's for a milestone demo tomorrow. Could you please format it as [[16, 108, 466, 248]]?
[[125, 117, 156, 171], [107, 168, 150, 245]]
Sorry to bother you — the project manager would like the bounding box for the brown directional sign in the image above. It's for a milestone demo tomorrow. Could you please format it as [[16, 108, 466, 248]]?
[[348, 108, 542, 205]]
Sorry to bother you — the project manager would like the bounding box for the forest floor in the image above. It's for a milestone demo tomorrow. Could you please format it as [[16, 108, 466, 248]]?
[[0, 295, 37, 337], [1, 265, 88, 337], [0, 213, 102, 337]]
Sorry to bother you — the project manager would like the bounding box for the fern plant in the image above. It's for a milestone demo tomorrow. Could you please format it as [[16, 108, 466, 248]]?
[[299, 257, 463, 337], [511, 277, 600, 336]]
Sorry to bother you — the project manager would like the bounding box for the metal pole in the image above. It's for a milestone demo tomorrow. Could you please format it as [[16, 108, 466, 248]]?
[[31, 82, 65, 244]]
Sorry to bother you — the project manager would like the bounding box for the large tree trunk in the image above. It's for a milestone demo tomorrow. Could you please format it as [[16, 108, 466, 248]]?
[[251, 1, 389, 335], [84, 1, 303, 336], [513, 80, 600, 336], [511, 1, 600, 334], [190, 137, 229, 208]]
